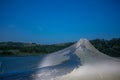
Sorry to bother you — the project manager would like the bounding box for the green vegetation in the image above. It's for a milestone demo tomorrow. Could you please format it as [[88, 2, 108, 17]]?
[[0, 42, 74, 56], [0, 38, 120, 57], [90, 38, 120, 57]]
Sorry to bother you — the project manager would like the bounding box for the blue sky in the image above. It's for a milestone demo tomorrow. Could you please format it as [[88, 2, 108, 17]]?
[[0, 0, 120, 44]]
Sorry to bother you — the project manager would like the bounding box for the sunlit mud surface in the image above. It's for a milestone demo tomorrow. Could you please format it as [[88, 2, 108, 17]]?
[[0, 39, 120, 80]]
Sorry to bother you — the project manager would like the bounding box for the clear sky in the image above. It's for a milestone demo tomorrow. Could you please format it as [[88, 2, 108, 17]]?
[[0, 0, 120, 44]]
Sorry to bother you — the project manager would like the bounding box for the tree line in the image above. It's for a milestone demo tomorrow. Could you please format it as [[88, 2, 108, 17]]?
[[0, 38, 120, 57], [0, 42, 74, 56], [90, 38, 120, 57]]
